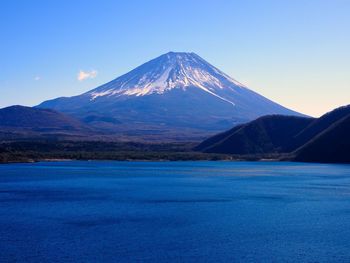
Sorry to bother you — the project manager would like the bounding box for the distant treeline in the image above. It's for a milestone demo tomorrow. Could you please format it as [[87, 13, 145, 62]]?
[[0, 140, 287, 163]]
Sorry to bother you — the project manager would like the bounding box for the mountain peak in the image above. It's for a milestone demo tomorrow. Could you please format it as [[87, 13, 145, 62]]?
[[160, 51, 212, 66], [87, 52, 245, 104], [163, 51, 197, 57]]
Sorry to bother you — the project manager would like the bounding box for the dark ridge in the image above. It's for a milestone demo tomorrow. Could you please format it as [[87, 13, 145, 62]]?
[[294, 114, 350, 163], [195, 104, 350, 163], [0, 105, 93, 139], [196, 115, 314, 154], [293, 105, 350, 148]]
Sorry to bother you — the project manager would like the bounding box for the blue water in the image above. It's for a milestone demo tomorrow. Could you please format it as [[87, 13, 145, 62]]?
[[1, 161, 350, 262]]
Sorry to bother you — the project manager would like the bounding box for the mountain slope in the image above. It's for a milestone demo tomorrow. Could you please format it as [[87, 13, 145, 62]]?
[[196, 115, 313, 154], [294, 114, 350, 163], [0, 105, 90, 138], [38, 52, 304, 139]]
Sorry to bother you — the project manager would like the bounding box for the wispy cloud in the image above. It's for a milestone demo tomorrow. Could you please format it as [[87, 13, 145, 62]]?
[[34, 76, 41, 81], [78, 70, 97, 81]]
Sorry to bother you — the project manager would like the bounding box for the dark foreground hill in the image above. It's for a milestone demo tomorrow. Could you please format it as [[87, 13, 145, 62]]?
[[294, 114, 350, 163], [196, 105, 350, 163], [292, 105, 350, 149], [195, 115, 314, 154]]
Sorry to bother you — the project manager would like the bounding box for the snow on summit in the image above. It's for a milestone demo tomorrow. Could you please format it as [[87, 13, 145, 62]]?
[[88, 52, 246, 105]]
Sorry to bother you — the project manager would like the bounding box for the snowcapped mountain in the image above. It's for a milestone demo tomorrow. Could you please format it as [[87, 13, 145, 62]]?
[[38, 52, 304, 140], [88, 52, 244, 105]]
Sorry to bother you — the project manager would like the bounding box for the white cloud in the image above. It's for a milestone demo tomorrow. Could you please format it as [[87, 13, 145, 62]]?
[[78, 70, 97, 81], [34, 76, 41, 81]]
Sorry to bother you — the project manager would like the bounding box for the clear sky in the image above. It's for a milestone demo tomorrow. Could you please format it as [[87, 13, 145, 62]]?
[[1, 0, 349, 117]]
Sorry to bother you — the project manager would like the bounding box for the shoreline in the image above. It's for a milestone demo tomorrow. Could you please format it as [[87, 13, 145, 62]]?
[[0, 156, 283, 165]]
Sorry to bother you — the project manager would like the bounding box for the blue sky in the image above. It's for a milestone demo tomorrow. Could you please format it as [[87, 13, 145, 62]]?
[[1, 0, 349, 116]]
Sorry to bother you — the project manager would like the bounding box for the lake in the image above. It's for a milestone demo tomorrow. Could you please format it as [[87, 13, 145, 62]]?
[[1, 161, 350, 262]]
